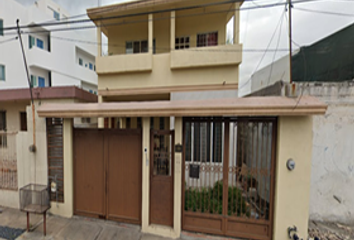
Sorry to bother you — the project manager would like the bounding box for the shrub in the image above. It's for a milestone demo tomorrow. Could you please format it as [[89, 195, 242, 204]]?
[[185, 180, 248, 216]]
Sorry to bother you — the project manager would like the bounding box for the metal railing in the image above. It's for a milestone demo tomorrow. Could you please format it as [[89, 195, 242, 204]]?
[[0, 132, 18, 191]]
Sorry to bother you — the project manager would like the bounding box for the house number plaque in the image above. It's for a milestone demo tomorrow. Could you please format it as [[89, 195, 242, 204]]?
[[189, 164, 200, 179], [175, 144, 183, 153]]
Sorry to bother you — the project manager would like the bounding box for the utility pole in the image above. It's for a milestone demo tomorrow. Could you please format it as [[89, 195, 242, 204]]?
[[288, 0, 293, 83], [16, 19, 36, 152]]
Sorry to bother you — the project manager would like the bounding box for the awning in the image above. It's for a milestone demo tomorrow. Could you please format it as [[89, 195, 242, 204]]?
[[37, 96, 327, 118]]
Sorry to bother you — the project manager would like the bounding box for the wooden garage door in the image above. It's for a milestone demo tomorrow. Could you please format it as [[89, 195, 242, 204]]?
[[74, 129, 142, 224]]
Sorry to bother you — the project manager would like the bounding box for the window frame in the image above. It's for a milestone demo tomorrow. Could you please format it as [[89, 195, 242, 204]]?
[[36, 38, 44, 49], [38, 76, 46, 88], [0, 19, 3, 36], [0, 111, 7, 148], [0, 65, 5, 81], [175, 36, 190, 50], [197, 31, 218, 48], [79, 58, 83, 66], [126, 39, 151, 54]]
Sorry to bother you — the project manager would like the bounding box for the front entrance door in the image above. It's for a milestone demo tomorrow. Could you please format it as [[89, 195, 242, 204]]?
[[150, 130, 174, 226], [74, 129, 142, 224]]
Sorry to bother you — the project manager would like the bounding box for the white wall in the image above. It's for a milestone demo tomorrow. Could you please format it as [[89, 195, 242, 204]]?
[[302, 82, 354, 224], [0, 0, 97, 91]]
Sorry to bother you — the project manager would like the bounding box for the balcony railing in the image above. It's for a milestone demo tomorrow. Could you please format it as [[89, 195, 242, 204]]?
[[0, 132, 18, 191]]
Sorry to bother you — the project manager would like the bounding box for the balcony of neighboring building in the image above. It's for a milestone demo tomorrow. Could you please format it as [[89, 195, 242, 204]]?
[[88, 0, 243, 95]]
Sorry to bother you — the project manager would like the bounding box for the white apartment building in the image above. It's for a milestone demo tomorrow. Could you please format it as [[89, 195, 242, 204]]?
[[0, 0, 98, 93]]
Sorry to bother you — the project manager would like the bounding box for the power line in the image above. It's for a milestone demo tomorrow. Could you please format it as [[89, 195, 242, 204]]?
[[295, 7, 354, 17], [239, 8, 287, 90], [1, 0, 325, 34]]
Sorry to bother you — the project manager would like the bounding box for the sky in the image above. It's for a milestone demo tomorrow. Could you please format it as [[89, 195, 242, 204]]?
[[16, 0, 354, 95]]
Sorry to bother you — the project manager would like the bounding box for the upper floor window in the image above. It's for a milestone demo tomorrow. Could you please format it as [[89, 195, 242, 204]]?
[[30, 75, 37, 87], [0, 19, 3, 36], [38, 76, 46, 87], [54, 11, 60, 21], [29, 36, 35, 49], [79, 58, 83, 66], [175, 36, 190, 50], [0, 111, 7, 147], [20, 112, 27, 132], [126, 40, 148, 54], [0, 65, 5, 81], [89, 63, 93, 70], [197, 32, 218, 47], [37, 39, 44, 49]]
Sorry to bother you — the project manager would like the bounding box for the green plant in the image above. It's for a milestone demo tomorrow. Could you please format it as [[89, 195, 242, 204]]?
[[184, 180, 248, 217]]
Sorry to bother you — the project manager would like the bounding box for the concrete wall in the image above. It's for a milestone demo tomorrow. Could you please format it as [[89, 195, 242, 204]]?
[[274, 116, 313, 240]]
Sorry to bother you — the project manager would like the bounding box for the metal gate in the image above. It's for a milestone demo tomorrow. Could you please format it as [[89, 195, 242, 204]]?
[[182, 117, 276, 240], [74, 129, 142, 224], [150, 130, 174, 227]]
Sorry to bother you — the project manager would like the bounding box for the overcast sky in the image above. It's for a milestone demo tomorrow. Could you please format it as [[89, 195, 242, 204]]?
[[16, 0, 354, 95]]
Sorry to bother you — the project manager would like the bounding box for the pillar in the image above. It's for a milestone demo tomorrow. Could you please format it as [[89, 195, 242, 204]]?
[[148, 14, 153, 54], [50, 118, 74, 218], [97, 21, 102, 57], [98, 96, 104, 128], [142, 117, 150, 231], [171, 11, 176, 51], [233, 3, 240, 44]]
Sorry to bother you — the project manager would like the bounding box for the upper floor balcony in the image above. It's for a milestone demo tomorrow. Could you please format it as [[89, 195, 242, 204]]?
[[88, 0, 243, 95]]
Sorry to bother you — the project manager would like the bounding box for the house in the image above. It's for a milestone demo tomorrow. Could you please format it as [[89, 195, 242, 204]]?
[[246, 23, 354, 224], [29, 0, 326, 240], [0, 0, 97, 92]]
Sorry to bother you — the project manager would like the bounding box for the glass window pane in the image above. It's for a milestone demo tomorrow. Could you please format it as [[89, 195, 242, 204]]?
[[36, 39, 44, 49], [133, 41, 140, 53], [38, 77, 45, 88], [141, 40, 148, 53], [0, 65, 5, 81], [0, 19, 3, 36], [126, 42, 133, 54]]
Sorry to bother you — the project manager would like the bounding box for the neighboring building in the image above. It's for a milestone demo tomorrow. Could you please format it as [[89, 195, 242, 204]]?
[[0, 0, 98, 92], [4, 1, 327, 240], [248, 23, 354, 225]]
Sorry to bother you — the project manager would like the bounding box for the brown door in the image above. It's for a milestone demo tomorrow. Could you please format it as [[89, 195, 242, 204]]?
[[150, 130, 174, 227], [74, 129, 142, 224], [106, 130, 142, 224], [74, 129, 105, 218]]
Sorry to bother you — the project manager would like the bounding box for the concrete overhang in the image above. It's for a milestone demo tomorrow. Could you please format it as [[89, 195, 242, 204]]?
[[37, 96, 327, 118], [0, 87, 98, 103]]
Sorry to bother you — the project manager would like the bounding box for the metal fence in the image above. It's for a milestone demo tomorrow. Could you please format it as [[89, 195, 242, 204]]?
[[0, 132, 18, 191]]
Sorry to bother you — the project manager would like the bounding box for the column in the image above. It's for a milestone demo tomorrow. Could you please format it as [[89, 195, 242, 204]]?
[[170, 11, 176, 51], [173, 117, 183, 237], [233, 3, 240, 44], [98, 96, 104, 128], [148, 14, 153, 54], [97, 21, 102, 56], [141, 117, 150, 231], [50, 118, 73, 218]]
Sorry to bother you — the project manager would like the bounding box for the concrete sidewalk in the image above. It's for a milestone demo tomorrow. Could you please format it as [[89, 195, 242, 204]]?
[[0, 208, 235, 240]]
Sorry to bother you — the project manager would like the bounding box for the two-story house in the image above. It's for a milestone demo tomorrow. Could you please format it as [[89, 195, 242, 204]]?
[[36, 1, 327, 240]]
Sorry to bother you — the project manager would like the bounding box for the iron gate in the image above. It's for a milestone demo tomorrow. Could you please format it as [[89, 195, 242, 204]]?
[[182, 117, 276, 240]]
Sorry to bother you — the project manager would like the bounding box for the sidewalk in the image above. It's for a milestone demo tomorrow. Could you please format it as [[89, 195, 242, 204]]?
[[0, 207, 235, 240]]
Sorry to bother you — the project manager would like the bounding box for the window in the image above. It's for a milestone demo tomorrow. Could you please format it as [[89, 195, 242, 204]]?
[[89, 90, 93, 94], [30, 75, 37, 87], [79, 58, 83, 66], [0, 111, 6, 147], [38, 76, 45, 88], [20, 112, 27, 131], [85, 64, 88, 68], [81, 118, 91, 124], [126, 40, 149, 54], [89, 63, 93, 70], [197, 32, 218, 47], [0, 65, 5, 81], [0, 19, 3, 36], [29, 36, 35, 49], [36, 38, 44, 49], [126, 118, 131, 129], [175, 36, 190, 50], [53, 11, 60, 21]]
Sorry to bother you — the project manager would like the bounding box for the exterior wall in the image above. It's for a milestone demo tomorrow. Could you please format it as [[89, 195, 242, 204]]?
[[0, 0, 97, 91], [98, 54, 238, 91], [171, 89, 238, 101], [274, 116, 313, 240]]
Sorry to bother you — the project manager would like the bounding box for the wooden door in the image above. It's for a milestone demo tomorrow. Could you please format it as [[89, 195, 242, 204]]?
[[150, 130, 174, 227], [74, 129, 105, 218], [106, 130, 142, 224]]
